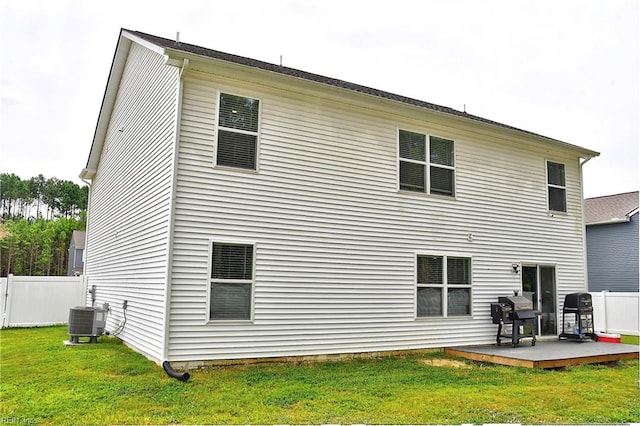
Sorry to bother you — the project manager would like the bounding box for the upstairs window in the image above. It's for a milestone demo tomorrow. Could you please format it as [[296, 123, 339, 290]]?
[[417, 255, 471, 317], [210, 242, 254, 320], [399, 130, 455, 196], [216, 93, 260, 170], [546, 161, 566, 212]]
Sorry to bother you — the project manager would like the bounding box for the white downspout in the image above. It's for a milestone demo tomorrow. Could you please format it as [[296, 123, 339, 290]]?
[[580, 155, 596, 292], [79, 172, 93, 305], [161, 58, 189, 364]]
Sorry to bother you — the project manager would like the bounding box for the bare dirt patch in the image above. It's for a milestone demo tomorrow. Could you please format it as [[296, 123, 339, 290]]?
[[420, 358, 471, 368]]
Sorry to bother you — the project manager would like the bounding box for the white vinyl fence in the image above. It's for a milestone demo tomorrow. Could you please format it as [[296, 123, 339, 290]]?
[[0, 275, 87, 328], [1, 276, 637, 337], [590, 291, 639, 336]]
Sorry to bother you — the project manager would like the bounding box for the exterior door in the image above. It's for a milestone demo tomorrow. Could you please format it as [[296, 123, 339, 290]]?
[[522, 265, 557, 336]]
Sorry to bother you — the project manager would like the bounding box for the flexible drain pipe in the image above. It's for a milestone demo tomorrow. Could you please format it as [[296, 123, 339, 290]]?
[[162, 361, 190, 382]]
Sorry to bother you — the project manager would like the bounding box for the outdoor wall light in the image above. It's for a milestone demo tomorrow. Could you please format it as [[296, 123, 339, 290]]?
[[512, 263, 520, 274]]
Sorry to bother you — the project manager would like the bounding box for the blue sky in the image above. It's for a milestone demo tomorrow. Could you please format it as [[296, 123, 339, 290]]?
[[1, 0, 637, 198]]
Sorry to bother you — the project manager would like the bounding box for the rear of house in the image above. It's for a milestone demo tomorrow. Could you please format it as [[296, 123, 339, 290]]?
[[82, 29, 599, 365]]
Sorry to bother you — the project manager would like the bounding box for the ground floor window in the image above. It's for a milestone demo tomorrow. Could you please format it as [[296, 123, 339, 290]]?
[[417, 254, 472, 317], [209, 241, 254, 320]]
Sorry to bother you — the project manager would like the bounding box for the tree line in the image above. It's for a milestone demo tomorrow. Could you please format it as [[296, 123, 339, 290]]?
[[0, 173, 88, 220], [0, 217, 85, 276], [0, 173, 88, 276]]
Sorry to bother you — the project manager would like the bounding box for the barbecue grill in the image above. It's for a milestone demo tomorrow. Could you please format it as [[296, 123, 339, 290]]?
[[559, 292, 595, 342], [491, 291, 540, 347]]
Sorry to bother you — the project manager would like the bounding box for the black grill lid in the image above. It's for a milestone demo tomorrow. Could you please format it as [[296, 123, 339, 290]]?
[[498, 295, 534, 311], [563, 292, 592, 309]]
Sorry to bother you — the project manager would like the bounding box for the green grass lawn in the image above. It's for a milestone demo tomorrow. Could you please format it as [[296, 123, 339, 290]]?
[[1, 326, 638, 425]]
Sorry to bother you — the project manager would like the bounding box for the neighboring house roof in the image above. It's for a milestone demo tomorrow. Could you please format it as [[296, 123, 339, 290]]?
[[81, 29, 599, 178], [585, 191, 639, 225], [71, 230, 86, 249]]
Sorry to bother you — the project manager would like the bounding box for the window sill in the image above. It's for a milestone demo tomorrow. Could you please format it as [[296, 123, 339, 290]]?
[[207, 319, 255, 325], [547, 210, 568, 217], [398, 189, 457, 201], [414, 315, 472, 321], [213, 164, 259, 174]]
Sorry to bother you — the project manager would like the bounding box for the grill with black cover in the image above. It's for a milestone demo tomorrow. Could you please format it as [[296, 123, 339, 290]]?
[[559, 292, 595, 341], [491, 292, 540, 347]]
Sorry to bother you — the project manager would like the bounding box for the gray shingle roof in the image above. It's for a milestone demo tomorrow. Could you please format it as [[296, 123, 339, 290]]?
[[585, 191, 639, 225], [71, 230, 86, 248], [126, 29, 595, 151]]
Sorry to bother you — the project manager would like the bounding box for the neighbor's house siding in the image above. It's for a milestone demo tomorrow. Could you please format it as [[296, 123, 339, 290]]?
[[587, 212, 639, 292], [67, 231, 85, 276], [85, 42, 178, 361], [166, 65, 588, 362]]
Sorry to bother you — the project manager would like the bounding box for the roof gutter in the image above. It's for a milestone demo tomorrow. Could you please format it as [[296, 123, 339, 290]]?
[[78, 169, 93, 278], [586, 218, 632, 226], [580, 153, 598, 166], [79, 167, 96, 181]]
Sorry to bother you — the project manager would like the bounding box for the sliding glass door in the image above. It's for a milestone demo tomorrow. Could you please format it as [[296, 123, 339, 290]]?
[[522, 265, 557, 336]]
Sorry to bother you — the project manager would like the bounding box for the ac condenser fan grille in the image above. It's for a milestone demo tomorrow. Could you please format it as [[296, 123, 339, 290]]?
[[68, 307, 98, 336]]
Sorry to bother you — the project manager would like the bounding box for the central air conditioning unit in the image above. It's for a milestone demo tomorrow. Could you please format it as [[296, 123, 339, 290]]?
[[68, 306, 108, 343]]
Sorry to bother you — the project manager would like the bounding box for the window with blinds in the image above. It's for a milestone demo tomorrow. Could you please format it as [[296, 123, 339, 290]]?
[[210, 242, 254, 320], [399, 130, 455, 196], [546, 161, 566, 212], [216, 93, 260, 170], [417, 255, 471, 317]]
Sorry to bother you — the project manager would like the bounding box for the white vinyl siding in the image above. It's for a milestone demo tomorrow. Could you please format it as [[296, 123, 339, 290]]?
[[85, 42, 178, 361], [165, 67, 588, 363]]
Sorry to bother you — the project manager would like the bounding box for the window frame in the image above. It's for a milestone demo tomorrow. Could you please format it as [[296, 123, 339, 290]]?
[[415, 253, 472, 319], [74, 248, 84, 268], [546, 160, 567, 213], [398, 129, 456, 197], [207, 239, 256, 323], [213, 91, 261, 172]]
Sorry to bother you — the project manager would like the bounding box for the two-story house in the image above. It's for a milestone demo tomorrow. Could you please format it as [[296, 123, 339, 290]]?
[[81, 29, 598, 366]]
